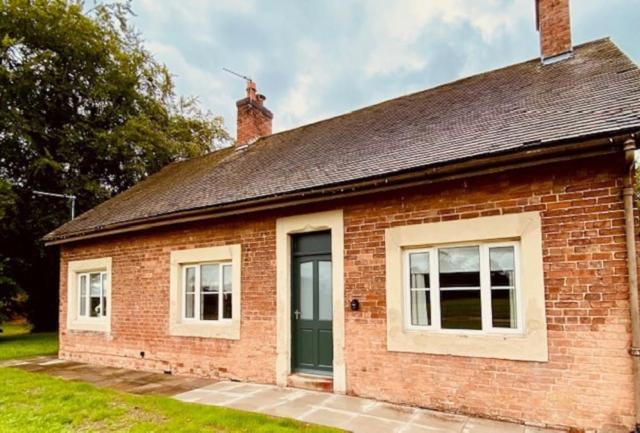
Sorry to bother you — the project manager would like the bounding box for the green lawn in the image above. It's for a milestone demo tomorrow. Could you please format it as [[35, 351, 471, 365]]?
[[0, 368, 339, 433], [0, 323, 59, 360]]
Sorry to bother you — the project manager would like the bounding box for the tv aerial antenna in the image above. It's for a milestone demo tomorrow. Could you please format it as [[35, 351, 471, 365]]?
[[222, 68, 252, 83]]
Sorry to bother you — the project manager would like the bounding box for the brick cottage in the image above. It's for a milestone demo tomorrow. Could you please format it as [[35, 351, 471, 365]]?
[[45, 1, 640, 431]]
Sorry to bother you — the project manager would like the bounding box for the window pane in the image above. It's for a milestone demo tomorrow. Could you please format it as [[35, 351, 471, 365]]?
[[185, 294, 195, 318], [101, 273, 107, 316], [439, 246, 480, 287], [89, 273, 102, 317], [184, 267, 196, 319], [299, 261, 313, 320], [201, 264, 219, 293], [409, 252, 429, 288], [410, 290, 430, 326], [223, 294, 232, 319], [185, 267, 196, 293], [89, 273, 101, 296], [79, 275, 87, 316], [201, 294, 219, 320], [440, 290, 482, 330], [490, 247, 515, 287], [223, 265, 232, 293], [318, 261, 332, 320], [492, 288, 517, 328]]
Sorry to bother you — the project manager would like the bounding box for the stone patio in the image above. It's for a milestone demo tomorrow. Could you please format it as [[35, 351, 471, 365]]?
[[3, 356, 565, 433], [175, 380, 563, 433], [1, 355, 214, 396]]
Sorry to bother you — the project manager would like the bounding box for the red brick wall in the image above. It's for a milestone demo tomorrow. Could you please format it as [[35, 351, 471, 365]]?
[[59, 154, 635, 431], [537, 0, 572, 59], [236, 101, 272, 145]]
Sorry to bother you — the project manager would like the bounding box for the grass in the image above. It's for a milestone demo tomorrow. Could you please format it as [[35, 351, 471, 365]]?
[[0, 368, 340, 433], [0, 322, 59, 360]]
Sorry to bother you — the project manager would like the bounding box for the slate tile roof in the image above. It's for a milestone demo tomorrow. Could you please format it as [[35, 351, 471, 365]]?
[[46, 38, 640, 242]]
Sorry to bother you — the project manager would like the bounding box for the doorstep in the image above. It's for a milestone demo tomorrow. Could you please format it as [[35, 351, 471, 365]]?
[[287, 372, 333, 393]]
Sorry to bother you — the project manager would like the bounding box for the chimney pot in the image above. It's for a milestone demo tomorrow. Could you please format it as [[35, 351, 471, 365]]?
[[536, 0, 572, 63], [236, 81, 273, 146]]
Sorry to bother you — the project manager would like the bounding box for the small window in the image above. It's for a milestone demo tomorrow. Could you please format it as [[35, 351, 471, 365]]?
[[182, 263, 233, 322], [77, 271, 108, 319], [404, 241, 520, 333]]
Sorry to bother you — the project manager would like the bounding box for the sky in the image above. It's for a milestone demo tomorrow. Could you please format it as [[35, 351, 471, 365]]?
[[130, 0, 640, 138]]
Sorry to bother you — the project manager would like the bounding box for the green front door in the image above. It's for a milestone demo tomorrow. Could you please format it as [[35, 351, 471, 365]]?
[[292, 231, 333, 375]]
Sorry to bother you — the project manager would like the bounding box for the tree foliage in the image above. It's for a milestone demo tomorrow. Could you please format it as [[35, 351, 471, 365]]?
[[0, 0, 230, 329]]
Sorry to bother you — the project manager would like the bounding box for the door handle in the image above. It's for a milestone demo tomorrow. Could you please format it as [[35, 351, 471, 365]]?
[[294, 310, 301, 320]]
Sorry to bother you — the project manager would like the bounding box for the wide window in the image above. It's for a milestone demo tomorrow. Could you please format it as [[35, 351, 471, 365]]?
[[405, 241, 520, 333], [182, 263, 232, 321], [77, 271, 108, 319]]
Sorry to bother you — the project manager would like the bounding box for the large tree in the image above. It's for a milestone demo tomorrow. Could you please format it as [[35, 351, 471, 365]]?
[[0, 0, 230, 330]]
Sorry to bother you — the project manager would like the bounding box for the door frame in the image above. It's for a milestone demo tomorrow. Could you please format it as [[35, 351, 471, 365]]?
[[275, 210, 345, 393]]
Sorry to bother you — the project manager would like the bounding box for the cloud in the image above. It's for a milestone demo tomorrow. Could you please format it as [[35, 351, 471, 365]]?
[[130, 0, 639, 138]]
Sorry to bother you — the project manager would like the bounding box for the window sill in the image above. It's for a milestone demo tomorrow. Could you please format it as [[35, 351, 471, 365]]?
[[388, 321, 547, 361], [68, 319, 110, 333], [388, 329, 548, 362], [404, 326, 524, 337], [169, 321, 240, 340]]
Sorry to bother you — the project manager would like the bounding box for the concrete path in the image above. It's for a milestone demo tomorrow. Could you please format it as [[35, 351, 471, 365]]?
[[4, 356, 563, 433], [176, 381, 564, 433]]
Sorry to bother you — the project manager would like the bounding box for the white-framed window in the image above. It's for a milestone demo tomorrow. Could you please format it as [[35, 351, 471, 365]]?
[[67, 257, 112, 333], [182, 262, 233, 322], [404, 241, 521, 334], [77, 271, 108, 319]]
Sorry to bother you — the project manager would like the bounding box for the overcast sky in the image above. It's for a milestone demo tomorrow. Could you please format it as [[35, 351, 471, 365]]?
[[130, 0, 640, 138]]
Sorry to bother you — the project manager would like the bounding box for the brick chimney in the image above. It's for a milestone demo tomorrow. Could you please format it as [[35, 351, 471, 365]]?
[[236, 80, 273, 146], [536, 0, 572, 63]]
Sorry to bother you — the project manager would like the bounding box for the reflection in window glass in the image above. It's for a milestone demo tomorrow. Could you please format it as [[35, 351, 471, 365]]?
[[79, 275, 87, 317], [438, 247, 481, 330], [318, 261, 332, 321], [89, 273, 102, 317], [410, 252, 429, 288], [184, 267, 196, 319], [200, 264, 220, 320], [410, 290, 430, 326], [440, 290, 482, 330], [438, 246, 480, 287], [201, 264, 219, 293], [300, 262, 313, 320], [409, 252, 430, 326], [490, 246, 517, 328], [201, 292, 219, 320], [222, 265, 232, 319], [101, 273, 108, 316]]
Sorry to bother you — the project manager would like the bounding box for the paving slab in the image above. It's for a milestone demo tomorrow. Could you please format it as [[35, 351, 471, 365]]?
[[343, 414, 403, 433], [302, 408, 356, 430], [412, 410, 466, 432]]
